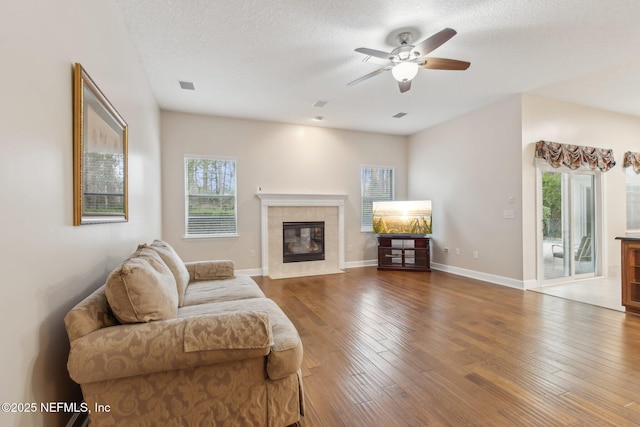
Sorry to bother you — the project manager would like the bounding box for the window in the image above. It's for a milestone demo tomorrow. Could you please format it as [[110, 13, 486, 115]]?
[[626, 167, 640, 231], [184, 156, 237, 237], [360, 166, 394, 232], [84, 152, 125, 214]]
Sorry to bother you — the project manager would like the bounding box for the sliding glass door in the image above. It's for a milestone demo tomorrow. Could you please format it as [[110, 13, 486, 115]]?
[[540, 168, 598, 281]]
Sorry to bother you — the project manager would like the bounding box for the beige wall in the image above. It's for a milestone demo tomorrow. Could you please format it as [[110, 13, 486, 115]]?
[[522, 94, 640, 281], [160, 111, 407, 269], [0, 1, 162, 426], [408, 93, 640, 286], [408, 96, 524, 283]]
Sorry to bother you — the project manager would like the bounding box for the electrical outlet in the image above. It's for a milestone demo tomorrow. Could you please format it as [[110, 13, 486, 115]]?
[[455, 248, 460, 255], [473, 251, 479, 259], [444, 247, 449, 253], [250, 250, 256, 257]]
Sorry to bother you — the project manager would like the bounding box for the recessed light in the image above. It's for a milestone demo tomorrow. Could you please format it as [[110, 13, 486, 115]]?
[[179, 81, 195, 90]]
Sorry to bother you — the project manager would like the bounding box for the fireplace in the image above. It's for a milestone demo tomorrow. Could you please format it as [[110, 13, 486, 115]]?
[[257, 193, 346, 278], [283, 221, 325, 263]]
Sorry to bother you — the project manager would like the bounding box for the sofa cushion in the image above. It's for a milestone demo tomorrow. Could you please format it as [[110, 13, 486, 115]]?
[[185, 260, 235, 281], [181, 274, 266, 307], [106, 247, 178, 323], [148, 239, 191, 307], [178, 298, 303, 380]]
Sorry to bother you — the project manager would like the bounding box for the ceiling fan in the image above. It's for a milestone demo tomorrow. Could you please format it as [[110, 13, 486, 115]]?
[[347, 28, 470, 93]]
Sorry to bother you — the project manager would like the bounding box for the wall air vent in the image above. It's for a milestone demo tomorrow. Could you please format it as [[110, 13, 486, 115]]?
[[312, 100, 328, 108], [392, 112, 407, 118], [179, 81, 195, 90]]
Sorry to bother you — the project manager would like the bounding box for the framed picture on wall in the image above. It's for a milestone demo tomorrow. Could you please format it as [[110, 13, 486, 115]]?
[[73, 63, 128, 225]]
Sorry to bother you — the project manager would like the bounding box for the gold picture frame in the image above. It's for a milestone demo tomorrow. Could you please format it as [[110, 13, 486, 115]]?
[[73, 63, 128, 225]]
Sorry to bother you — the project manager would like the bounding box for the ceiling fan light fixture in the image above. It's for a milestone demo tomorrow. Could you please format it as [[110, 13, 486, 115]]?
[[392, 62, 419, 82], [349, 28, 469, 93]]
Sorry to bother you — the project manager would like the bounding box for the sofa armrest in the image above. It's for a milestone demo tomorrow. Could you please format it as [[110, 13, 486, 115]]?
[[184, 260, 235, 282], [67, 311, 272, 384]]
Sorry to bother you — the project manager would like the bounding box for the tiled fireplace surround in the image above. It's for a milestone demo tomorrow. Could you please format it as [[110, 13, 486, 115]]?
[[257, 193, 347, 279]]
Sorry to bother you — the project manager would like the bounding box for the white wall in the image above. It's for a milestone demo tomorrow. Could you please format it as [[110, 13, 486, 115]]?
[[522, 94, 640, 281], [0, 1, 161, 426], [408, 96, 524, 283], [160, 111, 407, 269]]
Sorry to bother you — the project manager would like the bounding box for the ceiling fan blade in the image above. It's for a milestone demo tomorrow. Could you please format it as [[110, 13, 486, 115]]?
[[355, 47, 397, 61], [347, 67, 389, 86], [398, 80, 411, 93], [411, 28, 457, 58], [423, 57, 470, 70]]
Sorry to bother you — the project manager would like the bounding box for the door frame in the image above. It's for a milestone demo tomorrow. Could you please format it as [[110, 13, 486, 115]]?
[[535, 162, 604, 286]]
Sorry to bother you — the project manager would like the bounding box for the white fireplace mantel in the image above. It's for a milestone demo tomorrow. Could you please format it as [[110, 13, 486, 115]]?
[[257, 192, 348, 205], [257, 193, 347, 277]]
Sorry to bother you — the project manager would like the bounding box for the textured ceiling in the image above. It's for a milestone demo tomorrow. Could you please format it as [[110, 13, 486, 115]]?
[[114, 0, 640, 136]]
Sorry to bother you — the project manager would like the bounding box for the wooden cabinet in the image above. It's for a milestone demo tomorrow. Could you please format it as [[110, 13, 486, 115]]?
[[619, 237, 640, 314], [377, 236, 430, 272]]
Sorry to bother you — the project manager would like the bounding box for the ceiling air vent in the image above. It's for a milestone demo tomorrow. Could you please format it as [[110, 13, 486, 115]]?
[[392, 112, 407, 118], [312, 100, 328, 108], [179, 81, 195, 90]]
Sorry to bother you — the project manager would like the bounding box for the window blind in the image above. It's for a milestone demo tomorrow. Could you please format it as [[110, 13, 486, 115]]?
[[184, 156, 237, 236], [360, 166, 394, 231], [83, 152, 125, 214]]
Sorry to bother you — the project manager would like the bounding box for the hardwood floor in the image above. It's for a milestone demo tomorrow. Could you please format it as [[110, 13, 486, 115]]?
[[254, 267, 640, 426]]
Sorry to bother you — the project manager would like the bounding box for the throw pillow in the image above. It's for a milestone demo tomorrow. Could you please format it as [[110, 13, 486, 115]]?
[[106, 246, 178, 323], [148, 239, 191, 307]]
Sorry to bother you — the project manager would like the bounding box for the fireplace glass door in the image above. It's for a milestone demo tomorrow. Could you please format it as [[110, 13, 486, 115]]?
[[283, 221, 325, 263]]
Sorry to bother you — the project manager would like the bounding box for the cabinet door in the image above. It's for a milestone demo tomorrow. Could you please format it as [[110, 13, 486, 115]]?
[[378, 237, 393, 248], [414, 238, 428, 249], [624, 243, 640, 309]]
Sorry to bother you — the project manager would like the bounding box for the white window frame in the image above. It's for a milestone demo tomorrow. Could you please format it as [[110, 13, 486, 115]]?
[[625, 166, 640, 233], [535, 161, 604, 285], [184, 155, 238, 238], [360, 165, 395, 232]]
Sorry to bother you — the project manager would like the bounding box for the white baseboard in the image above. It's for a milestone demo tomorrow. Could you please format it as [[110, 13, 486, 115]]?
[[344, 259, 378, 269], [522, 279, 539, 290], [430, 262, 525, 289], [237, 268, 264, 277], [346, 260, 526, 289]]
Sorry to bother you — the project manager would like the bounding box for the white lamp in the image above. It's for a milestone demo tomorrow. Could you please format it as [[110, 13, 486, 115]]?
[[391, 62, 419, 82]]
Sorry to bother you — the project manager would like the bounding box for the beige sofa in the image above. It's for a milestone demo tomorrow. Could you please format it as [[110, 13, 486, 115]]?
[[64, 240, 304, 426]]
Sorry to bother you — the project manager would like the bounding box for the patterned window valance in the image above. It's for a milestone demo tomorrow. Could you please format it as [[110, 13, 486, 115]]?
[[535, 140, 616, 172], [624, 151, 640, 174]]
